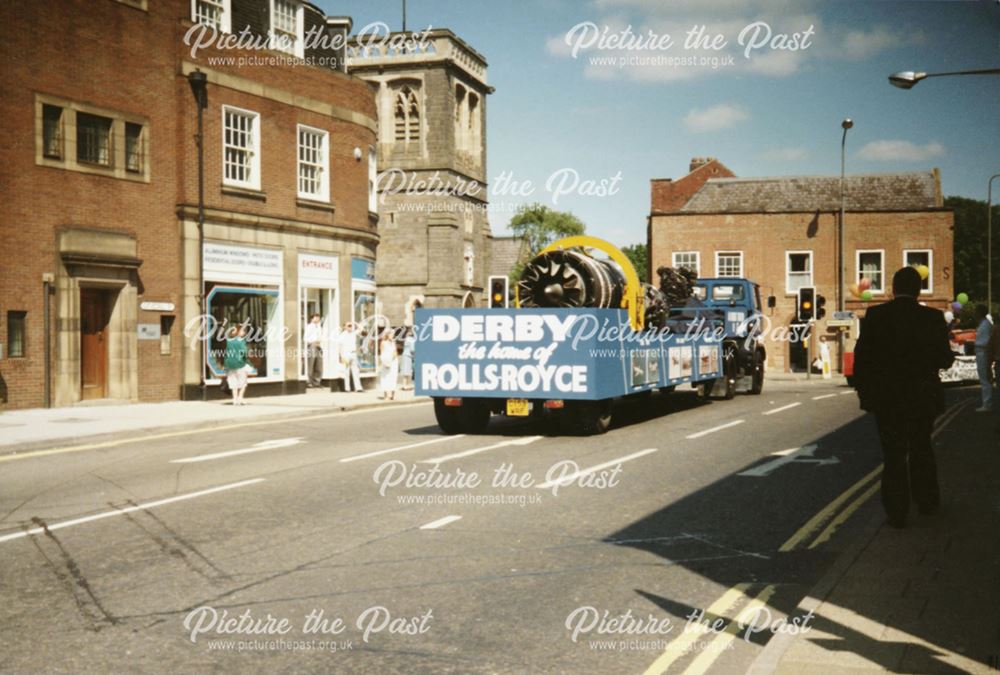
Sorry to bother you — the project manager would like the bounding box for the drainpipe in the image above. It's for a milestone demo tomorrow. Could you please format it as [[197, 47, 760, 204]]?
[[42, 273, 54, 408]]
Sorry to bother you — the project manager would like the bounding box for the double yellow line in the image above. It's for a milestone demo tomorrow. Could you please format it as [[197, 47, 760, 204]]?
[[643, 397, 972, 675]]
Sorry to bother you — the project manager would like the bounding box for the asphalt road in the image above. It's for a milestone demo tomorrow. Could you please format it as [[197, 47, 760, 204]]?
[[0, 379, 930, 673]]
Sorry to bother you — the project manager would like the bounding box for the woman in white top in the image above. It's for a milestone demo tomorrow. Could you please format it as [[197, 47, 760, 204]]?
[[378, 331, 399, 400]]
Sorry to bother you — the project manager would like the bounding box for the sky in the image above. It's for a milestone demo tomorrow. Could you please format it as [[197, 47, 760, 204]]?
[[318, 0, 1000, 245]]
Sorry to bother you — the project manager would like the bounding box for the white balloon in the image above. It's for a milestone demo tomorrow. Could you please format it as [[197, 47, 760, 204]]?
[[944, 311, 954, 323]]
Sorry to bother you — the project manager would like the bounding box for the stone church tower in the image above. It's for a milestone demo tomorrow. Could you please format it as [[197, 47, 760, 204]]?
[[347, 29, 493, 325]]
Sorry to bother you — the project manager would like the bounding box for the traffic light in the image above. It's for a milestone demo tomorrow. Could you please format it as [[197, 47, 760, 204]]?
[[816, 293, 827, 321], [488, 275, 509, 308], [797, 286, 816, 322]]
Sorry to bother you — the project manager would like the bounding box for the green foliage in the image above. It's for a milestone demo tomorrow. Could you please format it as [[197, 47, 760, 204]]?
[[621, 243, 649, 283], [507, 203, 587, 282], [946, 196, 1000, 302]]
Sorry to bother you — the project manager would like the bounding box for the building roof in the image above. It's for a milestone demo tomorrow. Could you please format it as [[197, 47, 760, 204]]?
[[680, 170, 942, 213]]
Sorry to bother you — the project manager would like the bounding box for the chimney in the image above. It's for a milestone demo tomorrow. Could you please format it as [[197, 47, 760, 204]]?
[[689, 157, 715, 173], [326, 16, 354, 73]]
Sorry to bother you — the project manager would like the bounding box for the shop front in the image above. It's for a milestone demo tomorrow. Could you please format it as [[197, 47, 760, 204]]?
[[351, 257, 379, 379]]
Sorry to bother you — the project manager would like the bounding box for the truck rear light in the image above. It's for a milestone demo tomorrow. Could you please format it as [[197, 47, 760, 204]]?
[[544, 400, 565, 409], [443, 397, 463, 407]]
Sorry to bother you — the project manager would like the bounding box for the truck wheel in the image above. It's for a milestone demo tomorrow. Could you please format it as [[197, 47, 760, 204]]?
[[433, 398, 464, 435], [459, 400, 491, 435], [750, 350, 765, 395], [561, 400, 612, 435]]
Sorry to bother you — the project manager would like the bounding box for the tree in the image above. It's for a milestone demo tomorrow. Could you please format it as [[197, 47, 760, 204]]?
[[944, 196, 1000, 326], [621, 243, 648, 283], [507, 203, 586, 281]]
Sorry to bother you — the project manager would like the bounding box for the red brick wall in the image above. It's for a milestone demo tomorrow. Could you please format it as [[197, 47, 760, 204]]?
[[650, 159, 735, 214], [0, 0, 377, 409], [649, 209, 955, 371]]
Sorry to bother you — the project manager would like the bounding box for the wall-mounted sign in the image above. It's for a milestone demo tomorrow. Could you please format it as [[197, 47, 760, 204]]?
[[204, 243, 283, 281], [351, 257, 375, 282], [298, 253, 339, 285], [140, 301, 175, 312], [138, 324, 162, 340]]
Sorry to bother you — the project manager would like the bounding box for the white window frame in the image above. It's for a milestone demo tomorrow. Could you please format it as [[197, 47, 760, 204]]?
[[222, 105, 261, 191], [269, 0, 305, 58], [785, 250, 814, 295], [368, 145, 378, 213], [903, 249, 934, 295], [296, 124, 329, 202], [856, 249, 886, 294], [715, 251, 744, 278], [191, 0, 232, 33], [672, 251, 700, 276]]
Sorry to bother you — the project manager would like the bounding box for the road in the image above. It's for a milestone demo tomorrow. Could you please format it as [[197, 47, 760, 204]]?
[[0, 380, 960, 673]]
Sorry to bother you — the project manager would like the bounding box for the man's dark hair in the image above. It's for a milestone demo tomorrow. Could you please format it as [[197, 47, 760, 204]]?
[[892, 266, 922, 297], [975, 303, 989, 318]]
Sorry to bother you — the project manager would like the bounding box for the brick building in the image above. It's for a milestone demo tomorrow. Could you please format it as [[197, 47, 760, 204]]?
[[0, 0, 378, 409], [347, 29, 493, 325], [649, 160, 954, 372]]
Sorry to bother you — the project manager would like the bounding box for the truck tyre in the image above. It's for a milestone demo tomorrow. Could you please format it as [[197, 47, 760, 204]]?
[[750, 349, 765, 395], [433, 398, 464, 435], [561, 400, 612, 436], [459, 400, 491, 435], [720, 348, 737, 400]]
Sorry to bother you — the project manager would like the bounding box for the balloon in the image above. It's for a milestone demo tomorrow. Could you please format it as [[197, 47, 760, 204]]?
[[956, 292, 969, 305], [861, 290, 873, 301], [944, 310, 955, 323], [952, 301, 963, 312], [916, 264, 929, 281], [858, 277, 871, 291], [849, 283, 860, 298]]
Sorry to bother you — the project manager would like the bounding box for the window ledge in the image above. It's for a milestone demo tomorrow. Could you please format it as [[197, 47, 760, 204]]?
[[297, 197, 335, 213], [222, 185, 266, 201]]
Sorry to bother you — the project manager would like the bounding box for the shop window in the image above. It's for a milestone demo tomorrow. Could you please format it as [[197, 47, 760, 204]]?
[[204, 284, 279, 380], [7, 311, 26, 358]]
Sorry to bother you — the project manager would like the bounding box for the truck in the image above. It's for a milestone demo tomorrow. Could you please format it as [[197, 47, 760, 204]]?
[[414, 236, 765, 435]]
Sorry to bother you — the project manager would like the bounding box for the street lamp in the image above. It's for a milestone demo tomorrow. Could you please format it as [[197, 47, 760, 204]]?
[[838, 118, 853, 374], [888, 67, 1000, 89], [989, 174, 1000, 312], [188, 70, 208, 397]]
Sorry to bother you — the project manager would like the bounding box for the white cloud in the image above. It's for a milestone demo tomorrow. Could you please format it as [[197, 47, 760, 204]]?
[[683, 103, 749, 132], [856, 140, 945, 162], [762, 147, 807, 161], [839, 28, 901, 60]]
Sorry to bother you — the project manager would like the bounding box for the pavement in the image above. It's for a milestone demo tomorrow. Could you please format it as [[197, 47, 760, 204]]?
[[751, 393, 1000, 674], [0, 386, 428, 453]]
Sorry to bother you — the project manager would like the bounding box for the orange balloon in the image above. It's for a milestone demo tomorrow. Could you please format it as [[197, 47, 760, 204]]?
[[849, 283, 860, 298], [858, 277, 871, 291]]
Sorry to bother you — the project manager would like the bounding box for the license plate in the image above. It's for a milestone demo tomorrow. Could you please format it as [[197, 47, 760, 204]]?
[[506, 399, 530, 416]]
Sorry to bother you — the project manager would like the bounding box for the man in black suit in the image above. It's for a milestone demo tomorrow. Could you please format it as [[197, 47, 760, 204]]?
[[853, 266, 955, 528]]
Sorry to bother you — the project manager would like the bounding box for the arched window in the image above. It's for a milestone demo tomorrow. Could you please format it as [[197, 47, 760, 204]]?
[[393, 85, 420, 144]]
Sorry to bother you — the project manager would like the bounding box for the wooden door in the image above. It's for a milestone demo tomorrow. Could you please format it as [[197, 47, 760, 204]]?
[[80, 288, 110, 400]]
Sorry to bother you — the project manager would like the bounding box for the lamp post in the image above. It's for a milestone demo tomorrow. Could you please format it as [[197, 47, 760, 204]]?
[[989, 174, 1000, 312], [888, 66, 1000, 312], [839, 118, 853, 374], [188, 70, 208, 397], [888, 67, 1000, 89]]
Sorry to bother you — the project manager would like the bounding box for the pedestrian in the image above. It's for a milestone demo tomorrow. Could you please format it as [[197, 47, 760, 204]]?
[[973, 304, 993, 412], [400, 327, 415, 390], [223, 324, 251, 406], [853, 266, 955, 528], [304, 313, 323, 387], [378, 330, 399, 400], [338, 322, 363, 392]]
